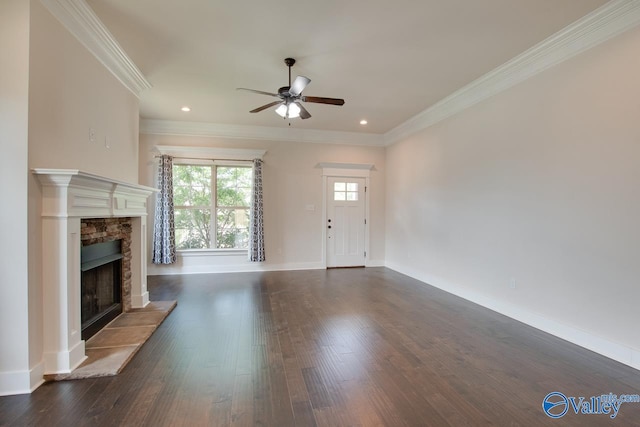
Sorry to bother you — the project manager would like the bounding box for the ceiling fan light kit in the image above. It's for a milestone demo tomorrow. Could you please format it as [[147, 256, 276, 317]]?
[[275, 102, 301, 119], [237, 57, 345, 121]]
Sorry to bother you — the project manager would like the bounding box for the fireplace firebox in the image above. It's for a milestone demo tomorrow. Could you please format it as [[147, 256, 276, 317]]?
[[81, 239, 123, 340]]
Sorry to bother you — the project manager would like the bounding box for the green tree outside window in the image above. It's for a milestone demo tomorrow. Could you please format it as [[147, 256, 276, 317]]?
[[173, 164, 252, 250]]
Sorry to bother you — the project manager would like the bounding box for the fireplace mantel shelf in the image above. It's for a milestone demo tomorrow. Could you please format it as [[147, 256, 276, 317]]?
[[33, 168, 157, 219], [32, 168, 155, 376], [33, 168, 157, 190]]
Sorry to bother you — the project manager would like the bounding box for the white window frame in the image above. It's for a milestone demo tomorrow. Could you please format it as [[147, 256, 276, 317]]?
[[172, 158, 253, 254], [155, 146, 266, 257]]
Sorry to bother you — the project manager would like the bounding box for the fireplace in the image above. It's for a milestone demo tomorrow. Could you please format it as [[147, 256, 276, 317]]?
[[33, 169, 156, 375], [81, 240, 123, 340]]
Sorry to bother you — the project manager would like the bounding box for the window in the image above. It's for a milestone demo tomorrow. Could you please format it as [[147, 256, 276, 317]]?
[[173, 163, 252, 250], [333, 182, 359, 201]]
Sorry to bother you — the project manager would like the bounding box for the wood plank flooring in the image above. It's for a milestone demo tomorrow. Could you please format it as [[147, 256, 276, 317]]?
[[2, 268, 640, 426]]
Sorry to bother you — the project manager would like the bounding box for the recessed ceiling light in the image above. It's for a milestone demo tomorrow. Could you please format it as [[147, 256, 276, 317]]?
[[360, 119, 368, 125], [181, 106, 191, 112]]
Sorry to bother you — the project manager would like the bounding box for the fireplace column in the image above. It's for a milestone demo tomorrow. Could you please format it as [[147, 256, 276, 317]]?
[[42, 211, 85, 373], [130, 216, 149, 308]]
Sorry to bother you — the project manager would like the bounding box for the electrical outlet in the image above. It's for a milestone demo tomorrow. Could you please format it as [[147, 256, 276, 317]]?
[[509, 278, 517, 289], [89, 128, 96, 143]]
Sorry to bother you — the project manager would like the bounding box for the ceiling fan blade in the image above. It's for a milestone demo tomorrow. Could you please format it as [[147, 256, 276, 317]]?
[[250, 100, 282, 113], [302, 96, 345, 106], [237, 88, 279, 97], [289, 76, 311, 96], [297, 102, 311, 119]]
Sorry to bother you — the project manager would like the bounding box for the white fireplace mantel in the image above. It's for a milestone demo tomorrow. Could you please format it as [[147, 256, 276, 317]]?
[[33, 169, 157, 375]]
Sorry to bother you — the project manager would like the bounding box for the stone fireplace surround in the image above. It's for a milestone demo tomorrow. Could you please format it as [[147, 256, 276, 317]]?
[[33, 169, 156, 376], [81, 218, 131, 313]]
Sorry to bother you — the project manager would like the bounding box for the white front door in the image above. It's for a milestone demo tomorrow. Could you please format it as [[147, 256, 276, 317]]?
[[326, 177, 366, 267]]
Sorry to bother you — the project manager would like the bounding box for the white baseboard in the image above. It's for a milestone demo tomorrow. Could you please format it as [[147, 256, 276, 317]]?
[[366, 259, 386, 267], [43, 340, 87, 375], [148, 261, 326, 276], [131, 291, 150, 308], [0, 361, 45, 396], [385, 261, 640, 372]]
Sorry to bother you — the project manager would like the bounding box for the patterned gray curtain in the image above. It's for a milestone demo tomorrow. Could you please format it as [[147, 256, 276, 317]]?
[[249, 158, 265, 262], [152, 155, 177, 264]]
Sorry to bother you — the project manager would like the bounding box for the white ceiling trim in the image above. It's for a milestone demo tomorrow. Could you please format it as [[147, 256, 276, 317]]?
[[384, 0, 640, 146], [43, 0, 640, 146], [140, 119, 386, 147], [40, 0, 151, 97]]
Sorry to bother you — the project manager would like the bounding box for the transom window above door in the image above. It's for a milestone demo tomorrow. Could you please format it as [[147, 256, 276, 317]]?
[[333, 182, 359, 201]]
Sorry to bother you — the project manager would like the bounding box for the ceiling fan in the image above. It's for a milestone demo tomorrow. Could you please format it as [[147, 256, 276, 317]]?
[[237, 58, 345, 120]]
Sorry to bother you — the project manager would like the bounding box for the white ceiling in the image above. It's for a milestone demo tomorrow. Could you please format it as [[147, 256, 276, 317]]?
[[87, 0, 608, 135]]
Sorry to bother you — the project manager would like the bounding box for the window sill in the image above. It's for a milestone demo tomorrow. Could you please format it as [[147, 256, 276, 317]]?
[[177, 249, 248, 257]]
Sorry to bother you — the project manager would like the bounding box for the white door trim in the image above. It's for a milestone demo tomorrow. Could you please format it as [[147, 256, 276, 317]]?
[[319, 164, 372, 268]]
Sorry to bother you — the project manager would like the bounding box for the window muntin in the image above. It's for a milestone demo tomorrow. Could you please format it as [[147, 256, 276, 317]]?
[[173, 163, 252, 250]]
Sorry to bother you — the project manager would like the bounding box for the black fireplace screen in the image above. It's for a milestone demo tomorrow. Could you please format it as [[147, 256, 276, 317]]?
[[80, 240, 123, 339]]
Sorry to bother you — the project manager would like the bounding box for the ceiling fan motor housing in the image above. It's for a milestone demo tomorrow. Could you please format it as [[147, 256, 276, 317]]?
[[278, 86, 291, 96]]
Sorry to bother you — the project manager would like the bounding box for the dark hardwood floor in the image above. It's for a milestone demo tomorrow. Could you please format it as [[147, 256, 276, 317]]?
[[2, 268, 640, 426]]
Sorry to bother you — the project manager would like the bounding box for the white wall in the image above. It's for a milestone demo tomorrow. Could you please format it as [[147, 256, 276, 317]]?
[[385, 25, 640, 368], [0, 0, 141, 395], [28, 1, 139, 182], [140, 134, 385, 274], [27, 0, 140, 368], [0, 0, 35, 396]]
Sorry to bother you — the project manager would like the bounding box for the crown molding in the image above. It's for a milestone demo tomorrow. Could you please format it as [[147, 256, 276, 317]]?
[[41, 0, 640, 145], [384, 0, 640, 146], [140, 119, 385, 147], [40, 0, 151, 97]]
